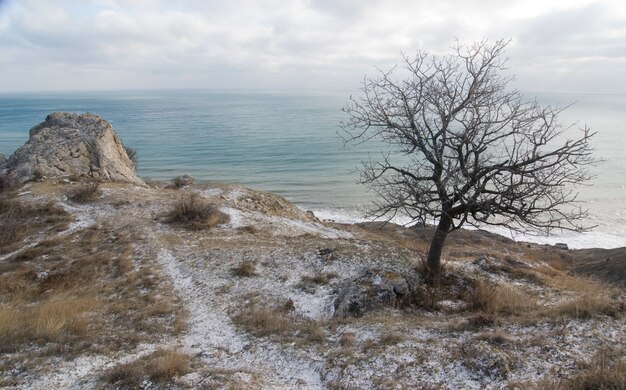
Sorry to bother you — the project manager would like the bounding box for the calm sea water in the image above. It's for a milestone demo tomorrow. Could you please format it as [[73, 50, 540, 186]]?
[[1, 90, 625, 248]]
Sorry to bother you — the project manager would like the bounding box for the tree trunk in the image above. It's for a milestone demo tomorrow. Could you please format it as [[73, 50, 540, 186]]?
[[426, 216, 452, 275]]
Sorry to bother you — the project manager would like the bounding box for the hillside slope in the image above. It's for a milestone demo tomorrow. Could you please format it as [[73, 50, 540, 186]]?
[[0, 179, 624, 389]]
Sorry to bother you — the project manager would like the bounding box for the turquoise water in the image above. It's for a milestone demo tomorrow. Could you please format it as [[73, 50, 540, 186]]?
[[0, 90, 380, 210], [1, 90, 625, 248]]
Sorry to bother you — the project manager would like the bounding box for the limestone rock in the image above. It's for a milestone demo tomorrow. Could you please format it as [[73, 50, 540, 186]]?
[[7, 112, 143, 185], [333, 268, 422, 317]]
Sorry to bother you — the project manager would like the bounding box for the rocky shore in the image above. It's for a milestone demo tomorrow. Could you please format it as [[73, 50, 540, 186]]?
[[0, 113, 624, 389]]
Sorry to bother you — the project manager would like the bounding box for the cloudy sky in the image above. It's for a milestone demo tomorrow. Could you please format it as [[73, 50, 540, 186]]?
[[0, 0, 624, 92]]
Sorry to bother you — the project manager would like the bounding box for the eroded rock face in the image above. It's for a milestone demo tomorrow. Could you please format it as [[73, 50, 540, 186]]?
[[7, 112, 143, 185], [0, 153, 6, 169]]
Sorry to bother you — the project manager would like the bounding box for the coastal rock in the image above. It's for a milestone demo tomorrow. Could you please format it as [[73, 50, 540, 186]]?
[[7, 112, 143, 185], [333, 268, 422, 317], [0, 153, 6, 169]]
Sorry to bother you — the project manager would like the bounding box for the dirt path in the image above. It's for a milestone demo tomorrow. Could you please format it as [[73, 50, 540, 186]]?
[[156, 248, 325, 389]]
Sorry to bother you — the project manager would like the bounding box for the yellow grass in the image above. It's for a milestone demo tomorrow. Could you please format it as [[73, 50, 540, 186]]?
[[148, 349, 191, 379], [465, 279, 537, 316], [548, 274, 622, 319]]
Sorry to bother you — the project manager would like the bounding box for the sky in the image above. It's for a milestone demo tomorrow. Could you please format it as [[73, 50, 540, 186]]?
[[0, 0, 624, 93]]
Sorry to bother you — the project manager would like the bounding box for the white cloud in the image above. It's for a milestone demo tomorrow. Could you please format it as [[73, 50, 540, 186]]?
[[0, 0, 624, 92]]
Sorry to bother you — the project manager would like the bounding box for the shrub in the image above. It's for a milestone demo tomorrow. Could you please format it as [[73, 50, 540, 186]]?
[[123, 145, 138, 165], [464, 279, 536, 316], [165, 194, 229, 230], [233, 301, 325, 343], [147, 349, 190, 379], [67, 182, 100, 203], [172, 175, 194, 188], [104, 349, 190, 387], [231, 260, 257, 277]]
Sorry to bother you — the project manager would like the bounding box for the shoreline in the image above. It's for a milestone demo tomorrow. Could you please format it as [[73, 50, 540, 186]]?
[[304, 205, 626, 250]]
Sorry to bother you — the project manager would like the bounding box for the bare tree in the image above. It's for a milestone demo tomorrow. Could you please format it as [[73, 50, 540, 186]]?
[[341, 39, 595, 275]]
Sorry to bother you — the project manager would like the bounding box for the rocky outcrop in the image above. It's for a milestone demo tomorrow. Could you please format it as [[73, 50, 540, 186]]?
[[0, 153, 6, 169], [7, 112, 143, 185]]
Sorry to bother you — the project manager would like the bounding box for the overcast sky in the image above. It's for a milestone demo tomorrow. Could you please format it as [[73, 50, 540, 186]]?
[[0, 0, 624, 93]]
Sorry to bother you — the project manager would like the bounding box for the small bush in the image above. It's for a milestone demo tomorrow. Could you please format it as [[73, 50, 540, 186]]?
[[231, 260, 257, 277], [148, 349, 190, 379], [104, 349, 190, 387], [340, 332, 355, 347], [165, 194, 229, 230], [464, 279, 536, 316], [378, 332, 403, 346], [239, 225, 258, 234], [233, 301, 325, 343], [123, 145, 138, 165], [172, 175, 194, 188], [67, 183, 100, 203]]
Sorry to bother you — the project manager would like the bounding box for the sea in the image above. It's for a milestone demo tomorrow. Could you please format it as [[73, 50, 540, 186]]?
[[1, 90, 625, 249]]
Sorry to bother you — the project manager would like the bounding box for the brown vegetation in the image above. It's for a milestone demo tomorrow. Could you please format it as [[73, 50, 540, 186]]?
[[0, 197, 72, 254], [0, 199, 184, 375], [103, 348, 190, 388], [165, 193, 230, 230], [233, 301, 325, 343], [532, 347, 626, 389], [464, 279, 537, 316], [67, 182, 100, 203], [231, 260, 257, 277]]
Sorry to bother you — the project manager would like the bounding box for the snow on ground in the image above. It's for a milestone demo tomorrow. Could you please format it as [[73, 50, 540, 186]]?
[[155, 248, 325, 389], [4, 181, 624, 389], [221, 205, 354, 239]]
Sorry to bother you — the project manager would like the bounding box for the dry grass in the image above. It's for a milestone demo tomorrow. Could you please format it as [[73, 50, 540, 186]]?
[[231, 260, 257, 277], [297, 272, 339, 292], [532, 347, 626, 389], [551, 295, 622, 319], [547, 275, 623, 319], [165, 193, 229, 230], [0, 197, 72, 254], [0, 293, 98, 352], [239, 225, 258, 234], [103, 348, 190, 388], [233, 301, 325, 343], [0, 199, 184, 369], [67, 182, 100, 203], [148, 349, 191, 379], [378, 332, 404, 346], [339, 332, 355, 348], [464, 279, 537, 316]]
